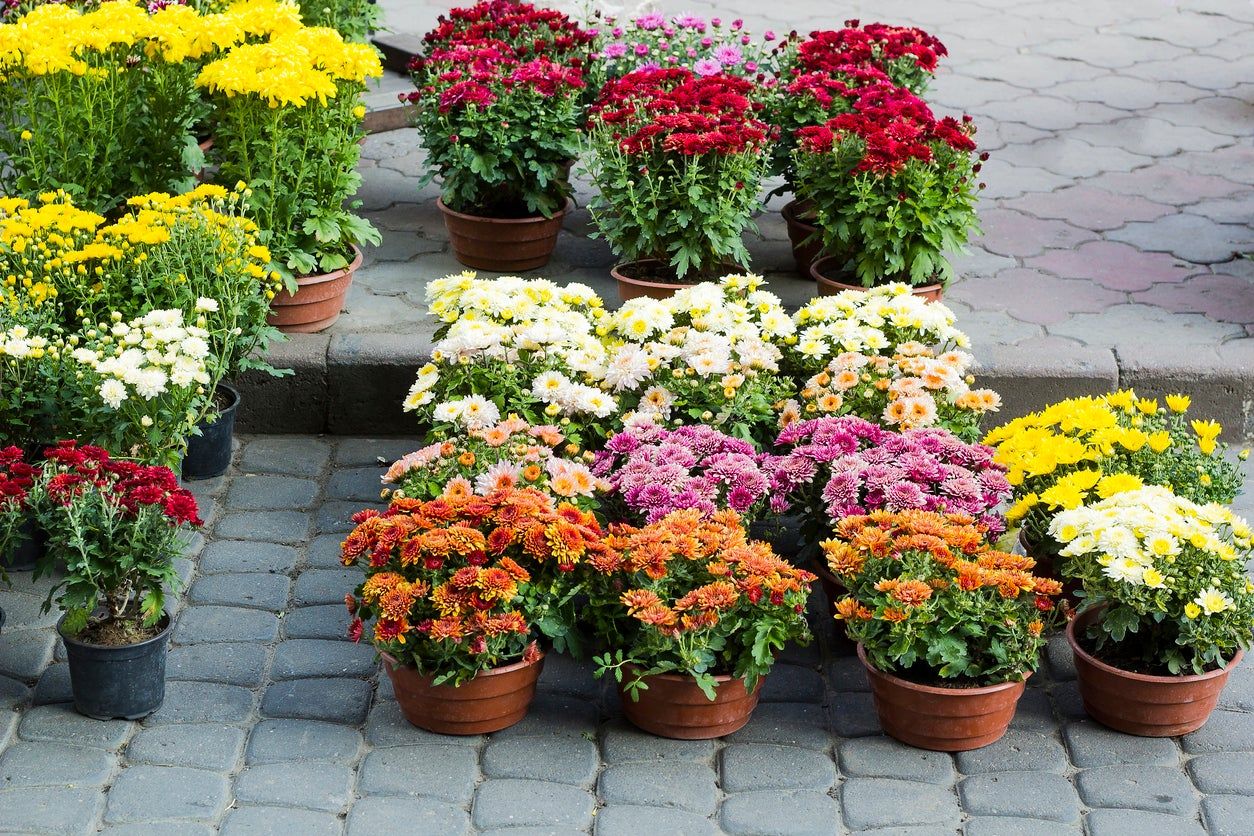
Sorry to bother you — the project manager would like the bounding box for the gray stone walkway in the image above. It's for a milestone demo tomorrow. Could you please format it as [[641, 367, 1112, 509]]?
[[1, 437, 1252, 834]]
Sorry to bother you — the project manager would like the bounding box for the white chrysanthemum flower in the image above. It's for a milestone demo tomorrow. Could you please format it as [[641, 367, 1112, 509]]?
[[603, 345, 652, 392], [194, 297, 220, 313], [99, 378, 127, 409], [457, 395, 500, 430]]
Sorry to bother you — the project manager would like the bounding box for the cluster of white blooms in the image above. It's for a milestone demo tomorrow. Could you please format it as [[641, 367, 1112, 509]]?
[[71, 309, 210, 410], [790, 282, 970, 369], [426, 272, 604, 326], [0, 325, 53, 360]]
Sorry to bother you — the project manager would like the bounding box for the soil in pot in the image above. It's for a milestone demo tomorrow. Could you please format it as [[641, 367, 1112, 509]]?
[[1067, 606, 1241, 737], [439, 197, 569, 273], [810, 255, 944, 302], [183, 383, 240, 482], [857, 644, 1026, 751], [268, 246, 363, 334], [383, 651, 544, 735], [619, 665, 763, 739], [60, 612, 173, 720], [781, 199, 823, 277]]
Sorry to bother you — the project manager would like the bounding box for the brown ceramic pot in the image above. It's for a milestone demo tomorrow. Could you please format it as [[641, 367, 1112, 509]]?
[[1067, 607, 1241, 737], [781, 198, 822, 277], [439, 197, 569, 272], [619, 665, 763, 739], [810, 255, 944, 302], [858, 644, 1027, 751], [382, 651, 544, 735], [611, 260, 695, 302], [268, 246, 362, 334]]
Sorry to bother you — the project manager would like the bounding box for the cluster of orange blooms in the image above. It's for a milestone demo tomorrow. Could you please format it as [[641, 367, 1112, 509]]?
[[824, 509, 1062, 630], [599, 509, 816, 637]]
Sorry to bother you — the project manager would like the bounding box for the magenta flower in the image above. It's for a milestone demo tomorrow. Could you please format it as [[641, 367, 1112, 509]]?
[[712, 45, 743, 66], [603, 42, 628, 58], [693, 58, 722, 76]]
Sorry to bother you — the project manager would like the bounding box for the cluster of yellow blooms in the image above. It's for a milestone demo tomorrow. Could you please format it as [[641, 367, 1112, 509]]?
[[0, 0, 304, 76]]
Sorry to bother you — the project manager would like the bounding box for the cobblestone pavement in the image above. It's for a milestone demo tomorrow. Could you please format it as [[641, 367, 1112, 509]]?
[[349, 0, 1254, 367], [1, 437, 1252, 834]]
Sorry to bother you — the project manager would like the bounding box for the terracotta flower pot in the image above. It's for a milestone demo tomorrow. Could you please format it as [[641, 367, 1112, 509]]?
[[781, 199, 822, 277], [1066, 606, 1241, 737], [810, 255, 944, 302], [857, 644, 1027, 751], [619, 665, 763, 739], [268, 246, 363, 334], [382, 651, 544, 735], [438, 197, 569, 272], [612, 259, 746, 302]]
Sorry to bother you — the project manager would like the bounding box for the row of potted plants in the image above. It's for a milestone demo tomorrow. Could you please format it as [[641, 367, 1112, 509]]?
[[326, 272, 1253, 747], [408, 2, 982, 300]]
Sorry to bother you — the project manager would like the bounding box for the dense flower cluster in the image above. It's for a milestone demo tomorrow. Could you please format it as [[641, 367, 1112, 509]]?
[[382, 416, 606, 510], [41, 441, 201, 525], [0, 445, 36, 512], [826, 510, 1060, 684], [1051, 486, 1254, 674], [786, 21, 947, 92], [418, 0, 592, 60], [343, 487, 612, 675], [589, 12, 777, 82], [589, 67, 770, 156], [594, 424, 773, 524]]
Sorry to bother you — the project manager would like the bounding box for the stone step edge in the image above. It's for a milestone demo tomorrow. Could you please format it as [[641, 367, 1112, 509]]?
[[235, 332, 1254, 441]]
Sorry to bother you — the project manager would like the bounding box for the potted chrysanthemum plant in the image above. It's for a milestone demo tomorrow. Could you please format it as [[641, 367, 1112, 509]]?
[[586, 68, 773, 299], [35, 442, 202, 720], [0, 445, 41, 578], [590, 509, 815, 739], [827, 510, 1061, 751], [343, 487, 612, 733], [1052, 486, 1254, 736]]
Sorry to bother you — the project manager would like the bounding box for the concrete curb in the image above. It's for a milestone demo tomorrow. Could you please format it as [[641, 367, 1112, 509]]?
[[235, 331, 1254, 441]]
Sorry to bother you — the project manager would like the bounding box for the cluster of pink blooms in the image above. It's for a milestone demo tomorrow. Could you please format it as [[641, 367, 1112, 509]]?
[[593, 423, 773, 523], [768, 417, 1011, 534], [592, 13, 777, 80]]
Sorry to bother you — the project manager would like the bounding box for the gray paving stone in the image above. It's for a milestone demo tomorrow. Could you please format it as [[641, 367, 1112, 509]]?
[[964, 819, 1081, 836], [260, 677, 372, 724], [173, 605, 280, 644], [221, 805, 343, 836], [721, 743, 836, 793], [146, 680, 254, 725], [99, 825, 215, 836], [0, 740, 116, 787], [0, 672, 29, 709], [328, 466, 388, 502], [363, 699, 484, 747], [18, 704, 132, 749], [31, 662, 72, 705], [292, 569, 360, 606], [958, 772, 1080, 823], [347, 796, 470, 836], [0, 628, 55, 680], [226, 475, 320, 510], [316, 501, 367, 534], [246, 718, 362, 764], [829, 690, 881, 738], [723, 790, 840, 836], [283, 604, 351, 639], [724, 701, 830, 749], [307, 533, 349, 568], [595, 805, 718, 836], [534, 650, 600, 699], [239, 436, 332, 477], [1063, 720, 1180, 767], [482, 734, 598, 786], [359, 745, 479, 803], [956, 729, 1069, 774], [125, 723, 245, 771], [493, 693, 599, 740], [167, 642, 269, 687], [838, 736, 955, 784], [334, 438, 425, 467], [1075, 764, 1198, 817], [598, 761, 719, 815], [105, 765, 229, 823], [1085, 809, 1205, 836], [840, 778, 961, 831], [189, 572, 291, 611], [760, 663, 825, 703], [215, 511, 313, 545], [271, 638, 376, 680], [234, 761, 355, 813], [826, 654, 871, 692], [198, 541, 299, 575], [1187, 751, 1254, 794], [0, 786, 103, 834], [1010, 687, 1058, 733], [1182, 709, 1254, 753], [1203, 794, 1254, 836], [600, 720, 714, 763], [472, 778, 595, 830]]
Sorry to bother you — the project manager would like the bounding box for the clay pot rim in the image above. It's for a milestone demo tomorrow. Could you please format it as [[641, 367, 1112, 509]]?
[[856, 643, 1030, 697], [809, 255, 944, 295], [1066, 605, 1244, 685], [612, 258, 745, 289], [780, 198, 818, 226], [381, 649, 546, 681], [293, 245, 364, 288], [622, 662, 748, 686], [436, 195, 573, 225]]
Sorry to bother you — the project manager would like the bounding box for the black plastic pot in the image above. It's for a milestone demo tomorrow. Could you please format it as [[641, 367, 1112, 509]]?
[[59, 611, 173, 720], [183, 383, 240, 481], [0, 607, 5, 636], [1, 517, 46, 573], [748, 515, 804, 559]]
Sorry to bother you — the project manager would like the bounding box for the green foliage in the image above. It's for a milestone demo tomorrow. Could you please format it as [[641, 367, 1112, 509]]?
[[297, 0, 380, 42]]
